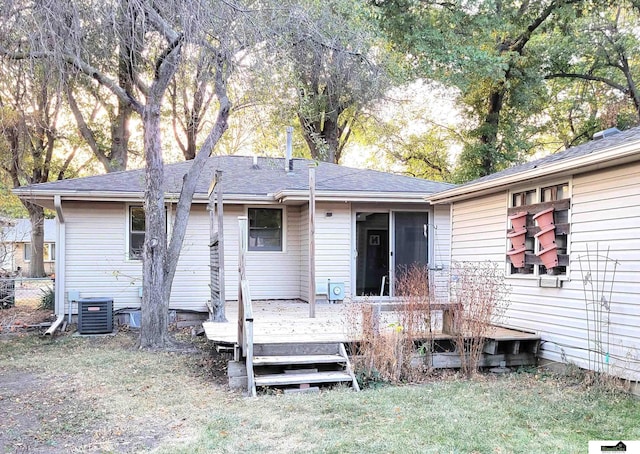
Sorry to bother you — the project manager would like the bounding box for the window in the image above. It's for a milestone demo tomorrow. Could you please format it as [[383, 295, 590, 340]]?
[[248, 208, 282, 251], [129, 206, 146, 259], [507, 182, 570, 277], [24, 243, 55, 262]]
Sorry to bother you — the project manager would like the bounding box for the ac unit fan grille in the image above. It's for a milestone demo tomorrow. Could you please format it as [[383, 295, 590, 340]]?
[[78, 298, 113, 334]]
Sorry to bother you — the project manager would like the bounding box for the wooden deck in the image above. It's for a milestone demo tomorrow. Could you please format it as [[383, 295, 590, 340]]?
[[202, 300, 540, 346], [203, 300, 352, 344]]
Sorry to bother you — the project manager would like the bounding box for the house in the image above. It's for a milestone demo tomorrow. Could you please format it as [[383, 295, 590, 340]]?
[[428, 126, 640, 383], [0, 218, 56, 276], [13, 156, 454, 321]]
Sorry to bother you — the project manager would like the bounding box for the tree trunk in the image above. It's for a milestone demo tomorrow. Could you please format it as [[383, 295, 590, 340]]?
[[140, 94, 172, 348], [109, 99, 132, 172], [25, 202, 46, 278], [477, 85, 506, 176], [297, 111, 342, 164]]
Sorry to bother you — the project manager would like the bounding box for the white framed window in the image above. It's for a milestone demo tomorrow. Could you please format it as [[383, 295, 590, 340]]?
[[248, 207, 283, 251], [129, 206, 146, 260], [507, 181, 570, 277], [126, 204, 172, 260], [24, 243, 55, 262]]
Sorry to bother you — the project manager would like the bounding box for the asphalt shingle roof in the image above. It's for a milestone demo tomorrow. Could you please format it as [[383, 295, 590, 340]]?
[[20, 156, 454, 197], [458, 126, 640, 188]]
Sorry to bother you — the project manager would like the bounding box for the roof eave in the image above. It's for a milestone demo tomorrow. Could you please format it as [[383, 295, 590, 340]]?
[[275, 190, 430, 203], [427, 142, 640, 204], [11, 189, 277, 206]]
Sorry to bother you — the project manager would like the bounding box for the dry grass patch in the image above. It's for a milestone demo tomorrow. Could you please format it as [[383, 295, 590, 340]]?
[[1, 331, 639, 453]]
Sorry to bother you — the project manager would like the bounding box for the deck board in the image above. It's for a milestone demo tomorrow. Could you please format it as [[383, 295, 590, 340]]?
[[202, 300, 540, 345]]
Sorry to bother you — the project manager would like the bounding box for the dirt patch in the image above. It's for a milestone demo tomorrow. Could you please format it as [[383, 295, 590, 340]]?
[[0, 330, 230, 453], [0, 307, 55, 334]]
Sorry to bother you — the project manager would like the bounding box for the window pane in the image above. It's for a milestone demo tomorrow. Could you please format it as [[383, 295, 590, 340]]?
[[24, 243, 31, 261], [541, 183, 569, 202], [130, 233, 145, 259], [130, 206, 145, 259], [43, 243, 54, 261], [512, 190, 536, 207], [248, 208, 282, 251], [130, 207, 145, 232]]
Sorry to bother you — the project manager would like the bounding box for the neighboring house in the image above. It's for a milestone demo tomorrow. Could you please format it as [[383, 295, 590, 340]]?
[[0, 219, 56, 276], [13, 156, 454, 318], [428, 126, 640, 382]]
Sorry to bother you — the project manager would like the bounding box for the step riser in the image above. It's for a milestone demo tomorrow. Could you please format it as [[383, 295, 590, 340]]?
[[255, 371, 353, 386], [253, 354, 346, 366], [253, 342, 340, 356]]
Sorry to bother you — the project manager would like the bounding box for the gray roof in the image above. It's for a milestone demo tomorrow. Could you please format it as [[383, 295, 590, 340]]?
[[458, 126, 640, 188], [1, 219, 56, 243], [17, 156, 455, 197]]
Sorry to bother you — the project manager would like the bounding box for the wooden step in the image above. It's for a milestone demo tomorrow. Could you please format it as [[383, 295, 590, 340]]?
[[253, 342, 340, 356], [253, 354, 346, 366], [255, 371, 353, 387]]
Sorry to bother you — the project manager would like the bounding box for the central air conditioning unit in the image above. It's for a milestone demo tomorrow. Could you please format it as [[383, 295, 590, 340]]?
[[77, 297, 114, 334]]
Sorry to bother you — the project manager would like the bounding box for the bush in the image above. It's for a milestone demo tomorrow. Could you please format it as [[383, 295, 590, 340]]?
[[39, 286, 55, 311], [347, 264, 433, 386], [449, 261, 510, 377]]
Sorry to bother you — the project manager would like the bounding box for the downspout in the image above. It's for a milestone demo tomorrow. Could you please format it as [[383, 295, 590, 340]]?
[[45, 195, 65, 335]]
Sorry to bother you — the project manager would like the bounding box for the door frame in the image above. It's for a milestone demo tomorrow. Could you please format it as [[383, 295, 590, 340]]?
[[352, 206, 432, 299]]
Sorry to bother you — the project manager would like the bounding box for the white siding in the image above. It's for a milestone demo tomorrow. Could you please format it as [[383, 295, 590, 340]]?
[[169, 204, 210, 311], [314, 202, 352, 300], [448, 162, 640, 380], [241, 205, 302, 300], [450, 192, 507, 262], [64, 201, 144, 313], [64, 202, 211, 313], [63, 202, 305, 313]]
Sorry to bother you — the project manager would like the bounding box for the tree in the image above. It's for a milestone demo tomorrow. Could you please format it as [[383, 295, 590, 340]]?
[[0, 59, 76, 277], [1, 0, 255, 347], [271, 0, 391, 163], [374, 0, 594, 180], [543, 3, 640, 126]]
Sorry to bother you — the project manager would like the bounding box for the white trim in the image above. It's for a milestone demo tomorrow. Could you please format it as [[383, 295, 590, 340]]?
[[428, 140, 640, 204], [53, 195, 65, 318], [276, 190, 431, 204], [505, 178, 572, 279], [245, 205, 287, 253], [13, 188, 438, 207]]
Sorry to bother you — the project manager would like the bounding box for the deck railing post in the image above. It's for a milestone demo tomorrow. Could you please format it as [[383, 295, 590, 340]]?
[[237, 216, 256, 396], [238, 217, 248, 350]]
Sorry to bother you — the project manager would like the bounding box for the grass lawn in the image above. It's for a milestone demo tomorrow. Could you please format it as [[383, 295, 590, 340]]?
[[0, 331, 638, 453]]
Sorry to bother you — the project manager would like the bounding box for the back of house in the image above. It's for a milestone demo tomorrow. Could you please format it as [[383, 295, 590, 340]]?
[[429, 126, 640, 388], [13, 156, 453, 326]]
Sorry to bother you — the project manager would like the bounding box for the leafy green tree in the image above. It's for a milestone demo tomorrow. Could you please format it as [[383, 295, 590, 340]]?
[[543, 2, 640, 126], [374, 0, 599, 181]]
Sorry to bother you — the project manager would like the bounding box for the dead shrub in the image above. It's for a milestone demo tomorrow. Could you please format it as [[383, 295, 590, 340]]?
[[449, 261, 510, 378], [346, 264, 433, 386]]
